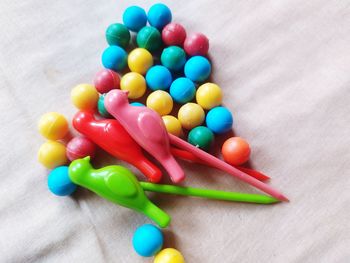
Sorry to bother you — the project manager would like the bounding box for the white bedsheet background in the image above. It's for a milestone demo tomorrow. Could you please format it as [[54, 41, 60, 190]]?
[[0, 0, 349, 262]]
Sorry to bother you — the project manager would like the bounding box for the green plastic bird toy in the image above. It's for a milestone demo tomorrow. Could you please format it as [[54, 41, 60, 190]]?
[[69, 157, 171, 228]]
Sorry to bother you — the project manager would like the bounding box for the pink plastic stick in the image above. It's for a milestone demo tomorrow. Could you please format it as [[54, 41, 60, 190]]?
[[169, 134, 288, 202]]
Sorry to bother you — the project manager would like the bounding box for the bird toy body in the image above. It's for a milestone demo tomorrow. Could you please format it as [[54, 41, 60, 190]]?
[[69, 157, 171, 228], [72, 111, 162, 183], [105, 89, 185, 183]]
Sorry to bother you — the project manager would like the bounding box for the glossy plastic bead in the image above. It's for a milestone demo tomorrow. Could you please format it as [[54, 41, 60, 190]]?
[[161, 46, 186, 71], [146, 65, 172, 91], [120, 72, 147, 99], [38, 141, 68, 169], [123, 6, 147, 32], [206, 106, 233, 134], [130, 102, 145, 107], [188, 126, 214, 151], [154, 248, 185, 263], [133, 224, 164, 257], [169, 77, 195, 104], [146, 90, 173, 116], [184, 33, 209, 56], [178, 103, 205, 130], [128, 48, 153, 75], [137, 26, 162, 52], [196, 83, 222, 110], [71, 84, 99, 110], [66, 136, 96, 161], [162, 115, 182, 137], [184, 56, 211, 83], [97, 94, 111, 117], [48, 166, 77, 196], [105, 23, 130, 48], [38, 112, 68, 140], [101, 45, 127, 71], [222, 137, 251, 166], [162, 23, 186, 46], [147, 3, 172, 30], [94, 69, 120, 94]]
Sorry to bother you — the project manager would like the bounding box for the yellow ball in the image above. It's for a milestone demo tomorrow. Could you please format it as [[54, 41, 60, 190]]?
[[162, 115, 182, 137], [147, 90, 173, 116], [71, 84, 99, 110], [38, 112, 68, 140], [128, 48, 153, 75], [178, 103, 205, 130], [120, 72, 147, 99], [154, 248, 185, 263], [196, 82, 223, 110], [38, 141, 68, 169]]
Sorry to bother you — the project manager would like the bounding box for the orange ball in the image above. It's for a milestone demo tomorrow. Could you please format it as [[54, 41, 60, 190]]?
[[222, 137, 251, 166]]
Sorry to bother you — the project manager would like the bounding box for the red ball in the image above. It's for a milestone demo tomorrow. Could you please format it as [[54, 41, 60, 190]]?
[[184, 33, 209, 56], [94, 69, 120, 94], [222, 137, 251, 166], [66, 136, 96, 161], [162, 23, 187, 46]]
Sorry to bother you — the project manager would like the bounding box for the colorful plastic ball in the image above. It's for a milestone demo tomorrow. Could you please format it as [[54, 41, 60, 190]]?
[[120, 72, 147, 99], [146, 90, 173, 116], [123, 6, 147, 32], [97, 94, 110, 117], [161, 46, 186, 71], [147, 3, 172, 30], [206, 106, 233, 134], [188, 126, 214, 151], [184, 33, 209, 56], [154, 248, 185, 263], [66, 136, 96, 161], [184, 56, 211, 83], [71, 84, 99, 110], [38, 112, 68, 140], [162, 115, 182, 137], [196, 83, 222, 110], [222, 137, 251, 166], [38, 141, 68, 169], [178, 103, 205, 130], [94, 69, 120, 94], [169, 77, 195, 104], [136, 26, 162, 52], [130, 102, 145, 107], [128, 48, 153, 75], [162, 23, 186, 46], [105, 23, 130, 48], [101, 45, 127, 71], [146, 65, 172, 91], [48, 166, 77, 196], [133, 224, 163, 257]]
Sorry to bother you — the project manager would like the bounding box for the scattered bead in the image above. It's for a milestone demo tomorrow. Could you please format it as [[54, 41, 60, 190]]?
[[123, 6, 147, 32], [97, 94, 110, 117], [169, 77, 195, 104], [184, 56, 211, 83], [71, 84, 99, 110], [178, 103, 205, 130], [162, 23, 186, 46], [137, 26, 162, 52], [133, 224, 164, 257], [196, 83, 222, 110], [105, 23, 130, 48], [38, 141, 68, 169], [128, 48, 154, 75], [154, 248, 185, 263], [206, 106, 233, 134], [188, 126, 214, 151], [66, 136, 96, 161], [38, 112, 68, 140], [48, 166, 77, 196], [162, 115, 182, 137], [147, 90, 173, 116], [148, 3, 172, 30], [184, 33, 209, 56], [146, 65, 172, 91], [161, 46, 186, 72], [130, 102, 145, 107], [120, 72, 147, 99], [101, 45, 127, 71], [94, 69, 120, 94], [222, 137, 251, 166]]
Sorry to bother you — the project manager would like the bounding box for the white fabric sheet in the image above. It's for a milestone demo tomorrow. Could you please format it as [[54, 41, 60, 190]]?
[[0, 0, 349, 262]]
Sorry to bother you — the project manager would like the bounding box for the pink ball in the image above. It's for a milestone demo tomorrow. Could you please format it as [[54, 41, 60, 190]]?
[[162, 23, 187, 46], [66, 136, 96, 161], [184, 33, 209, 56], [94, 69, 120, 94]]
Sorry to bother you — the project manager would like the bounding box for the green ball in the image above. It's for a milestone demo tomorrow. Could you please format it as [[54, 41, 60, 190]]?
[[136, 26, 162, 52], [161, 46, 186, 71], [98, 94, 111, 118], [106, 23, 130, 49], [188, 126, 214, 151]]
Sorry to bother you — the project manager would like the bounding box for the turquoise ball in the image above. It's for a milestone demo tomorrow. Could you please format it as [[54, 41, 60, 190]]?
[[48, 166, 77, 196], [206, 106, 233, 134], [101, 45, 127, 71], [123, 6, 147, 32], [161, 46, 186, 71], [98, 94, 110, 118], [169, 77, 195, 104], [147, 3, 172, 30], [133, 224, 163, 257], [184, 56, 211, 83]]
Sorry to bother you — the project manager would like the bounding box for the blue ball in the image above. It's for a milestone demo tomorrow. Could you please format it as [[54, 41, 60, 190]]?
[[206, 106, 233, 134], [161, 46, 186, 72], [132, 224, 163, 257], [169, 77, 196, 104], [146, 65, 172, 90], [48, 166, 77, 196], [184, 56, 211, 83], [130, 102, 145, 107], [147, 3, 172, 30], [102, 46, 127, 71], [123, 6, 147, 32]]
